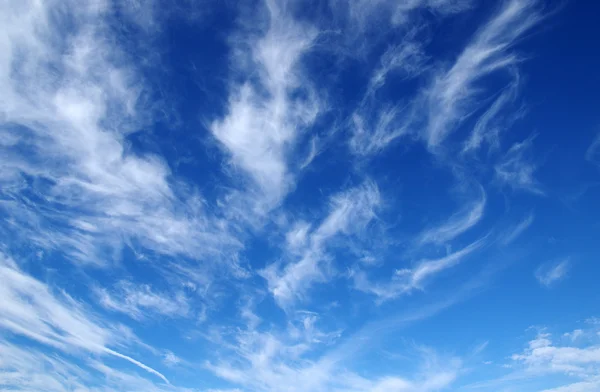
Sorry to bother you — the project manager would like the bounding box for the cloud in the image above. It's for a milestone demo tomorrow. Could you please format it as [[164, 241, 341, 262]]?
[[469, 321, 600, 391], [341, 0, 471, 35], [417, 187, 486, 245], [210, 0, 321, 211], [261, 181, 381, 308], [540, 378, 600, 392], [95, 281, 191, 320], [495, 135, 544, 194], [163, 351, 183, 367], [0, 0, 240, 266], [0, 252, 168, 383], [0, 338, 199, 392], [205, 313, 462, 392], [462, 77, 523, 155], [586, 133, 600, 165], [353, 237, 486, 301], [424, 0, 541, 148], [564, 329, 584, 342], [512, 331, 600, 381], [500, 213, 535, 245], [349, 102, 415, 157], [347, 29, 428, 156], [535, 259, 570, 287]]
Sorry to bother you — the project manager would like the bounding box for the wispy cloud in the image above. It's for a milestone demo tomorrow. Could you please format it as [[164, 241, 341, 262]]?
[[424, 0, 541, 148], [205, 312, 463, 392], [210, 0, 320, 212], [353, 237, 486, 301], [586, 133, 600, 165], [0, 336, 203, 391], [495, 135, 545, 194], [261, 181, 380, 308], [95, 281, 191, 320], [462, 77, 523, 155], [0, 0, 240, 266], [501, 213, 535, 245], [0, 252, 168, 383], [417, 186, 486, 245], [535, 259, 571, 287]]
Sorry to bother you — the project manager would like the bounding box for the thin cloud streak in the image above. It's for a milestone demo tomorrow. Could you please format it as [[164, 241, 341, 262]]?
[[535, 259, 570, 287], [501, 213, 534, 245], [425, 0, 541, 148], [0, 252, 168, 383], [417, 187, 486, 245], [353, 237, 487, 301]]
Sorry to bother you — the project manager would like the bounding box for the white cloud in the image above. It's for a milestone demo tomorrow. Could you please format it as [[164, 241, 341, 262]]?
[[512, 331, 600, 383], [343, 0, 471, 35], [205, 315, 462, 392], [535, 259, 570, 287], [348, 27, 427, 157], [0, 252, 168, 383], [586, 133, 600, 165], [353, 237, 486, 301], [470, 322, 600, 391], [564, 329, 584, 342], [0, 0, 240, 266], [210, 0, 320, 211], [163, 351, 182, 367], [349, 103, 414, 156], [541, 378, 600, 392], [495, 135, 544, 195], [424, 0, 541, 148], [417, 187, 486, 245], [462, 77, 523, 155], [95, 281, 190, 320], [501, 213, 535, 245], [261, 182, 381, 308]]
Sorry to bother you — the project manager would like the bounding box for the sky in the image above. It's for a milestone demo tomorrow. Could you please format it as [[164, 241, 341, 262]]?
[[1, 0, 600, 391]]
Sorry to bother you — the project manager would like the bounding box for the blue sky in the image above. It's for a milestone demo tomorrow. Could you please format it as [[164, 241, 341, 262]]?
[[1, 0, 600, 391]]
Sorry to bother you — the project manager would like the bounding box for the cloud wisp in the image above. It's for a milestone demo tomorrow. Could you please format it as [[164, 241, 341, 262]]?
[[261, 181, 381, 308], [353, 237, 487, 301], [417, 187, 486, 246], [0, 252, 169, 383], [0, 0, 240, 267], [535, 259, 571, 287], [424, 0, 541, 149], [210, 0, 321, 213]]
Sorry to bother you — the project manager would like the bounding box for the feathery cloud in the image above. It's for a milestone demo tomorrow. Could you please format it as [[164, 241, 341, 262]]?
[[586, 133, 600, 165], [424, 0, 541, 148], [0, 252, 168, 383], [501, 213, 535, 245], [353, 237, 486, 301], [210, 0, 320, 212], [261, 181, 380, 308], [95, 281, 191, 320], [495, 135, 544, 194], [417, 187, 486, 245], [0, 0, 240, 266], [535, 259, 571, 287]]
